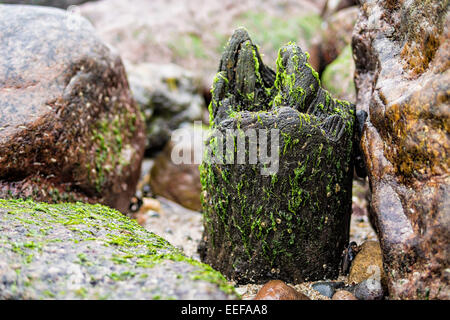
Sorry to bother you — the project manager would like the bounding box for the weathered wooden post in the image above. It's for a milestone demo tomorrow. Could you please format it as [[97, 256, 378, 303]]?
[[199, 28, 355, 284]]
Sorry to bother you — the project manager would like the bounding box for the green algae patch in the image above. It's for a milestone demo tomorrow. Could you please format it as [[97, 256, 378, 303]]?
[[0, 199, 236, 299]]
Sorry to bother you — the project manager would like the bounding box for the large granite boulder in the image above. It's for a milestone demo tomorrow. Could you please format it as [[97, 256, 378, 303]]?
[[0, 199, 235, 299], [0, 5, 145, 214], [353, 0, 449, 299], [199, 28, 356, 284]]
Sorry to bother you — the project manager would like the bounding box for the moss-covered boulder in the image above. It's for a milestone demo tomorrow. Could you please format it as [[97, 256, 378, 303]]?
[[199, 28, 356, 284], [0, 5, 145, 214], [0, 199, 235, 299], [353, 0, 449, 299]]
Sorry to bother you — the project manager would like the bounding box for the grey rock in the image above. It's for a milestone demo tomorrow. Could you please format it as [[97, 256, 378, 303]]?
[[126, 62, 205, 151], [0, 199, 235, 299], [312, 281, 345, 298], [1, 1, 94, 8]]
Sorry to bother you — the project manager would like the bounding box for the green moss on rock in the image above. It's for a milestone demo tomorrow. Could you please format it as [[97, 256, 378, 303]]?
[[0, 199, 236, 299]]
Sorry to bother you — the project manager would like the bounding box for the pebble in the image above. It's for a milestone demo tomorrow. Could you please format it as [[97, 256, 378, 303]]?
[[348, 240, 386, 288], [332, 290, 358, 300], [254, 280, 310, 300], [354, 279, 384, 300], [311, 281, 345, 298]]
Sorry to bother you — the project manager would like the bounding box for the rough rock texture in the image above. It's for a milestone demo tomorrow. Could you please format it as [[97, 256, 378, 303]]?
[[353, 0, 449, 299], [0, 199, 235, 299], [126, 63, 205, 152], [150, 126, 204, 211], [254, 280, 310, 300], [348, 241, 386, 287], [1, 0, 93, 8], [199, 28, 356, 284], [0, 5, 145, 214]]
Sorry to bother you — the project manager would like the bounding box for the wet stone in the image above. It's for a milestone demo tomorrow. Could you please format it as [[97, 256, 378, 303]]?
[[353, 0, 449, 299], [254, 280, 310, 300], [0, 5, 145, 214], [354, 279, 384, 301], [311, 281, 345, 298], [0, 199, 235, 300]]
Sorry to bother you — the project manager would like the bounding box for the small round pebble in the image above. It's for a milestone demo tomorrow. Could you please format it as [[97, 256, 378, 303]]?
[[354, 279, 384, 300], [254, 280, 310, 300], [332, 290, 358, 300]]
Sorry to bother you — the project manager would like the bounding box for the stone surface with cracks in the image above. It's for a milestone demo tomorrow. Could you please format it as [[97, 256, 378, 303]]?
[[353, 0, 449, 299]]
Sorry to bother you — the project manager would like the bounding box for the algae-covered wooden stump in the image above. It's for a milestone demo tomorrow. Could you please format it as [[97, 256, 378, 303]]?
[[0, 199, 236, 299], [198, 28, 356, 284]]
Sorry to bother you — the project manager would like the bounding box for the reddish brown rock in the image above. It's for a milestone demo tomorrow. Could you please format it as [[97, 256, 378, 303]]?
[[150, 126, 203, 211], [0, 5, 145, 213], [332, 290, 358, 300], [254, 280, 310, 300], [353, 0, 449, 299]]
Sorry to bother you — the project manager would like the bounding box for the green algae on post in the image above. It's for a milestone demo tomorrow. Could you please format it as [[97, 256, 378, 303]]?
[[199, 28, 356, 284]]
